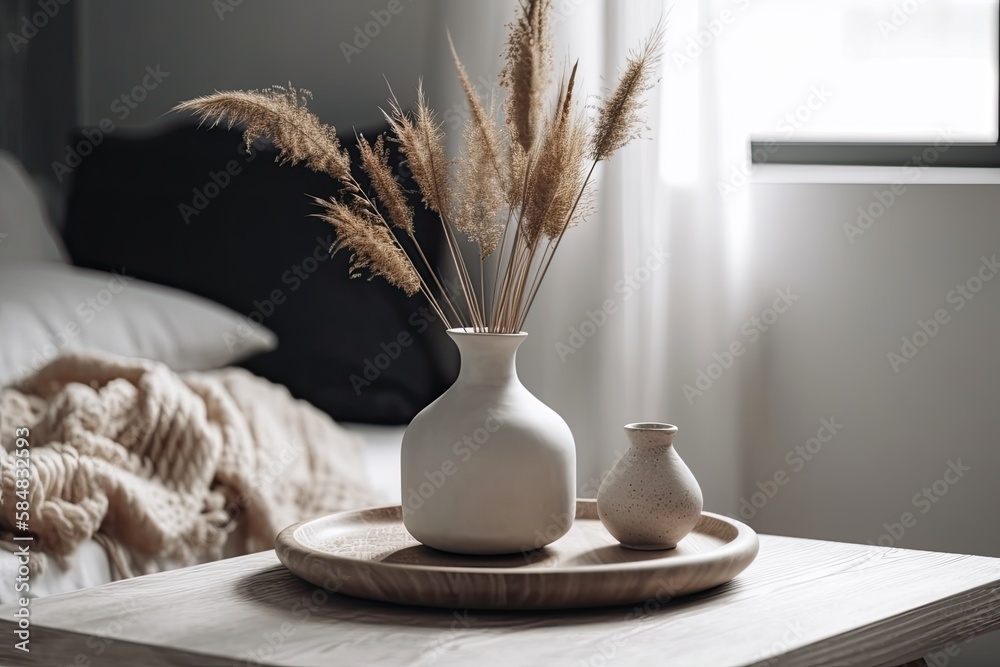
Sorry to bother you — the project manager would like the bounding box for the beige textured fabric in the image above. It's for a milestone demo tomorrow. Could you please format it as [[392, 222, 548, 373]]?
[[0, 352, 374, 578]]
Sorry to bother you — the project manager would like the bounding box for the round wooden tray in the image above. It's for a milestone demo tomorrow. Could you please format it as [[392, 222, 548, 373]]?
[[275, 499, 759, 610]]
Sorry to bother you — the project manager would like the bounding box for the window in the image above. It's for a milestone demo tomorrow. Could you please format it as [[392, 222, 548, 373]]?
[[745, 0, 999, 166]]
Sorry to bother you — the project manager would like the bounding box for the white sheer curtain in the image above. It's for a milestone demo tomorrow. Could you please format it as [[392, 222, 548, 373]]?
[[438, 0, 756, 513]]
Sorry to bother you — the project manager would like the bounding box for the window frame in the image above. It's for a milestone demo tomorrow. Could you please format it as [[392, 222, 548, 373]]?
[[751, 6, 1000, 168]]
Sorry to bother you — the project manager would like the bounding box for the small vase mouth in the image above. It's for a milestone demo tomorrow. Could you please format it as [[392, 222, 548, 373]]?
[[624, 422, 678, 434], [447, 327, 528, 338]]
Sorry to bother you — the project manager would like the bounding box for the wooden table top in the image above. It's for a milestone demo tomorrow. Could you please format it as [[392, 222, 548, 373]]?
[[3, 534, 1000, 667]]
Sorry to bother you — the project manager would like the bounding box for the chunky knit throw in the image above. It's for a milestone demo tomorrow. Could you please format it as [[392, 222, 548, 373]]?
[[0, 352, 374, 578]]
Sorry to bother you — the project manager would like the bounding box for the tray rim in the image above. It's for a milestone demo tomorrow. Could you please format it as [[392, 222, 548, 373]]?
[[276, 499, 759, 577]]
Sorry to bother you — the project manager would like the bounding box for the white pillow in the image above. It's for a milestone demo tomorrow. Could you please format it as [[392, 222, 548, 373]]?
[[0, 263, 277, 385], [0, 151, 68, 263]]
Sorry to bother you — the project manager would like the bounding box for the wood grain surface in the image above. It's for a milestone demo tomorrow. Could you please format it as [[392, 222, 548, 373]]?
[[2, 534, 999, 666], [274, 501, 759, 609]]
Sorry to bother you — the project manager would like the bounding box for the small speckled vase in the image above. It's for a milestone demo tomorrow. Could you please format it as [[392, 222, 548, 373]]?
[[597, 423, 704, 550]]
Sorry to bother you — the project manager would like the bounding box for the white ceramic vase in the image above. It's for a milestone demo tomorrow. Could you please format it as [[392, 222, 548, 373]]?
[[597, 423, 703, 550], [400, 328, 577, 555]]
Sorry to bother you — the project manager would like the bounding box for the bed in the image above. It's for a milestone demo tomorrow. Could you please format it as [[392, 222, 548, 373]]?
[[0, 136, 428, 602], [0, 423, 403, 603]]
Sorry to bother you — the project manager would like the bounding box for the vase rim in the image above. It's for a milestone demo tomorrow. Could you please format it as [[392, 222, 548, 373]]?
[[447, 327, 528, 338], [624, 422, 678, 433]]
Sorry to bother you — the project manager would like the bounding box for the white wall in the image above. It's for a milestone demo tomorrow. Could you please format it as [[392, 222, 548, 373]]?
[[746, 173, 1000, 665], [77, 0, 440, 131]]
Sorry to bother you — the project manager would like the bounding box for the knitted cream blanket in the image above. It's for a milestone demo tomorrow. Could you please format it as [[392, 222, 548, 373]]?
[[0, 352, 374, 578]]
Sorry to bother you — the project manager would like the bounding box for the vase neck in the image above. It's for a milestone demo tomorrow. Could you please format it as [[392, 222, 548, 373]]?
[[624, 423, 678, 448], [448, 329, 526, 386]]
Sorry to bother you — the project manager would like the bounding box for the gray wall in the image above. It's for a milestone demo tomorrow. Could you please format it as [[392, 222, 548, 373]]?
[[746, 177, 1000, 665], [1, 0, 77, 200], [77, 0, 440, 131]]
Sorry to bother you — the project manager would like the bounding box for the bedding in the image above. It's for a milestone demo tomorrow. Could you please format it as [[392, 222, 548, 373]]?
[[0, 150, 67, 263], [0, 262, 277, 386], [0, 145, 411, 604], [62, 123, 458, 425], [0, 422, 405, 603], [0, 351, 375, 586]]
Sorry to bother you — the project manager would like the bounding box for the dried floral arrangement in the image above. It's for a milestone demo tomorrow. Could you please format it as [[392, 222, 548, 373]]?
[[175, 0, 662, 334]]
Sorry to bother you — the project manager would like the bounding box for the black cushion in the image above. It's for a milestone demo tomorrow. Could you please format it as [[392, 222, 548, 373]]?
[[62, 123, 457, 424]]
